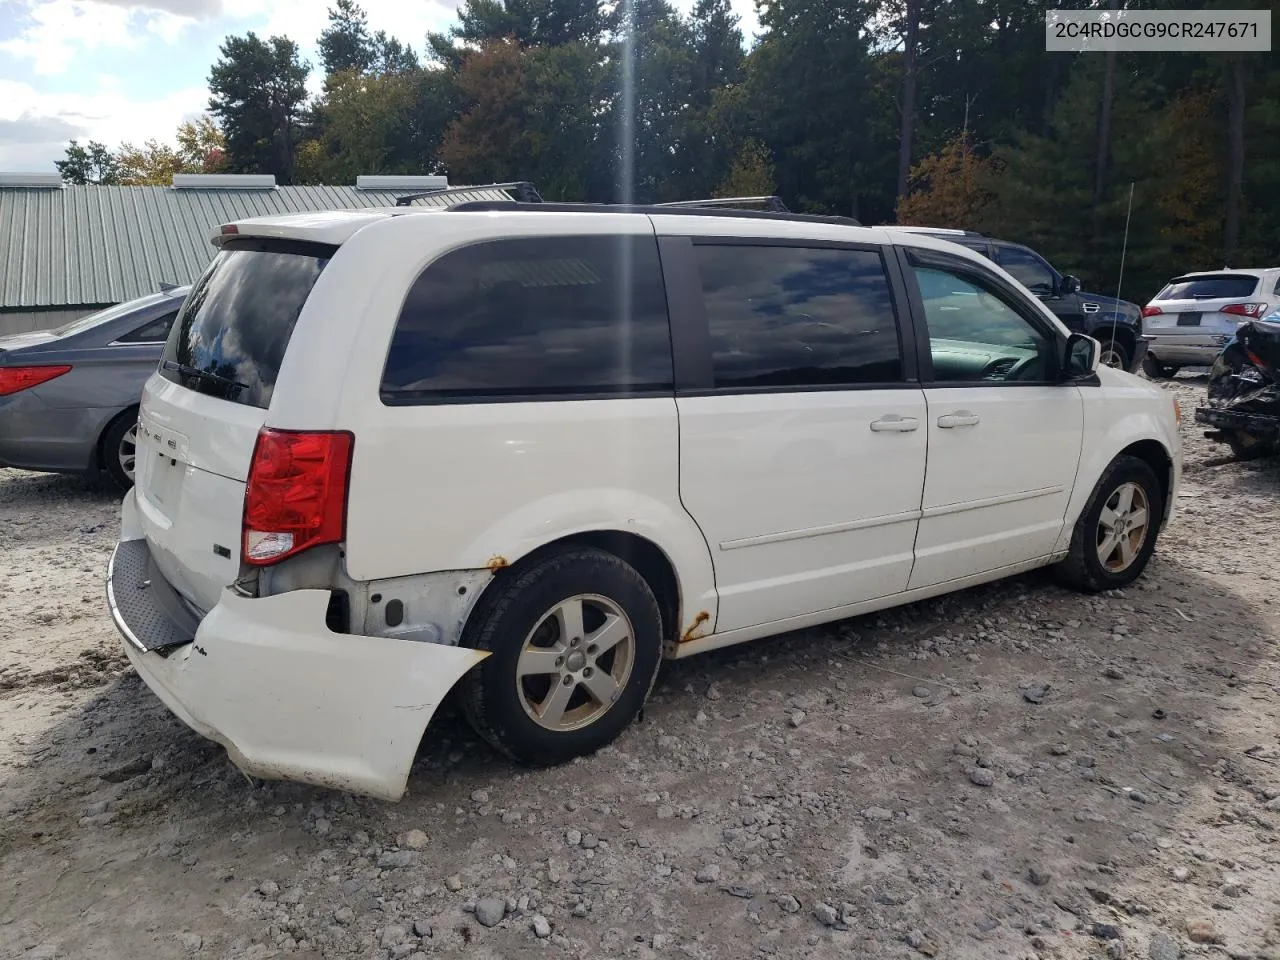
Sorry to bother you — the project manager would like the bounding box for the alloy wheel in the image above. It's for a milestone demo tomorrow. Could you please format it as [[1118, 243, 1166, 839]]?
[[1096, 481, 1150, 572], [118, 423, 138, 482], [515, 594, 635, 732]]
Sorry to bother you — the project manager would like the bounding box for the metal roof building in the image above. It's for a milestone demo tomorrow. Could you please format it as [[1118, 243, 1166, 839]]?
[[0, 174, 512, 335]]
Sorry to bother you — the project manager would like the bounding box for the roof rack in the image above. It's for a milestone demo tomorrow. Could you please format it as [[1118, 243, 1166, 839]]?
[[892, 226, 985, 237], [656, 196, 791, 213], [395, 181, 544, 206], [396, 180, 863, 226], [444, 199, 863, 228]]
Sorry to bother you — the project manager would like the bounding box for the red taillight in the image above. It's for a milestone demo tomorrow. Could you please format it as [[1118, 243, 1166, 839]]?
[[0, 365, 72, 396], [1221, 302, 1268, 319], [220, 224, 239, 236], [1141, 305, 1163, 318], [242, 428, 354, 566]]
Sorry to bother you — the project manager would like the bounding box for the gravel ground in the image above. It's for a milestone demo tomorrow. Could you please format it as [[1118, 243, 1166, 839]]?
[[3, 376, 1280, 960]]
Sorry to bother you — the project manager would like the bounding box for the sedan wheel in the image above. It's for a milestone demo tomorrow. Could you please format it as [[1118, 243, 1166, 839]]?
[[118, 423, 138, 483]]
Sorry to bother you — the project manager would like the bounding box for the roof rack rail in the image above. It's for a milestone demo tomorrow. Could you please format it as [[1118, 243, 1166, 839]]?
[[892, 226, 985, 237], [443, 199, 863, 228], [394, 181, 544, 207], [656, 195, 791, 213]]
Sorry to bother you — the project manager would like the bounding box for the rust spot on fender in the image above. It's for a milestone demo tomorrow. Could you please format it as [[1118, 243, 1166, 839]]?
[[486, 555, 509, 572], [680, 610, 711, 643]]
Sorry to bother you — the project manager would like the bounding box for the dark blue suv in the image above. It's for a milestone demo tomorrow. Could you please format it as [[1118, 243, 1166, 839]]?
[[899, 229, 1147, 373]]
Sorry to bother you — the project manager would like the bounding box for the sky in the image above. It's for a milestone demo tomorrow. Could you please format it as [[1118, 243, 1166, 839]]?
[[0, 0, 762, 173]]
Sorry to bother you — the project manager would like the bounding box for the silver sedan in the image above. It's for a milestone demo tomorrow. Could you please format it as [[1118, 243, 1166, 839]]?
[[0, 285, 189, 489]]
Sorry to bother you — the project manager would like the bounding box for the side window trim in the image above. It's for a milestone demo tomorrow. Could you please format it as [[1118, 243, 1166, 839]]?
[[897, 244, 1065, 387], [669, 236, 919, 396]]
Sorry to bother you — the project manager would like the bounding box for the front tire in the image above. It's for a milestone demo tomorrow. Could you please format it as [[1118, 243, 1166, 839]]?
[[1099, 338, 1132, 372], [1053, 455, 1163, 592], [460, 545, 663, 766], [101, 409, 139, 491]]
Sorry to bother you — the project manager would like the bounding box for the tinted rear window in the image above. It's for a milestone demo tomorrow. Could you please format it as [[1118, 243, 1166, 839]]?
[[160, 239, 334, 409], [1158, 274, 1259, 300], [380, 234, 672, 402]]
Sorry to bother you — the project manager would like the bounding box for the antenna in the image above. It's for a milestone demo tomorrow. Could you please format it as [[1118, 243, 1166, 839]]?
[[1109, 181, 1135, 368]]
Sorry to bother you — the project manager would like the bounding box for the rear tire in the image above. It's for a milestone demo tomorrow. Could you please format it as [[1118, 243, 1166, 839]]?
[[101, 409, 139, 492], [460, 545, 663, 766], [1053, 455, 1163, 593], [1141, 355, 1178, 379]]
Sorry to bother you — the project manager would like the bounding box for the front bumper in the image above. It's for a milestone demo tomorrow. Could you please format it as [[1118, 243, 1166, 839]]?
[[106, 491, 488, 801]]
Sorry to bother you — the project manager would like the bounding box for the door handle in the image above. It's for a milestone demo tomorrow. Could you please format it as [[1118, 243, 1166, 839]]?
[[870, 415, 920, 433], [937, 411, 980, 429]]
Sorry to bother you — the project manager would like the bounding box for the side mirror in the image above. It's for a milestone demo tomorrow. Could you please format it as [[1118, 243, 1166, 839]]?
[[1064, 332, 1100, 380], [1061, 275, 1082, 295]]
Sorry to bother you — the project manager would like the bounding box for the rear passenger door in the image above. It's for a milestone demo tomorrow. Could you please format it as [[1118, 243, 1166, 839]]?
[[660, 230, 926, 633]]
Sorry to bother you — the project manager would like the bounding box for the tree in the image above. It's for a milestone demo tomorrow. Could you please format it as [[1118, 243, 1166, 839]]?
[[297, 67, 453, 183], [431, 0, 611, 53], [608, 0, 698, 203], [116, 141, 189, 185], [208, 33, 311, 182], [746, 0, 893, 219], [55, 140, 120, 185], [896, 131, 999, 228], [175, 115, 228, 173], [319, 0, 376, 77], [440, 40, 608, 200], [714, 139, 775, 197]]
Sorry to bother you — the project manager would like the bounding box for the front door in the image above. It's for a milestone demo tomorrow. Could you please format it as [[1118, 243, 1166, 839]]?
[[902, 247, 1085, 590], [670, 237, 927, 633]]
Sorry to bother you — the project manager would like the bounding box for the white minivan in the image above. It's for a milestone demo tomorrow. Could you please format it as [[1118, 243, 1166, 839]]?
[[106, 195, 1182, 801]]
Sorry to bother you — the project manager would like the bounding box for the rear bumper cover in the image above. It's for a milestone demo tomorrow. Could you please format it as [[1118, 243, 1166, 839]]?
[[1145, 332, 1231, 365], [106, 490, 488, 801]]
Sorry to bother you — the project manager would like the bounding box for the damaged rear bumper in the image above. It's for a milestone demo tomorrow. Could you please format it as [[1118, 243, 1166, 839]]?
[[106, 491, 487, 801]]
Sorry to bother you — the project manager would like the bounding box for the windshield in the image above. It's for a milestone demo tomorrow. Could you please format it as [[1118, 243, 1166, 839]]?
[[159, 239, 334, 409], [1157, 275, 1259, 301], [51, 293, 172, 338]]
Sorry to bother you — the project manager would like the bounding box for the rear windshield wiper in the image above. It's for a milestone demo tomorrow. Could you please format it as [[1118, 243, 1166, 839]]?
[[161, 360, 247, 394]]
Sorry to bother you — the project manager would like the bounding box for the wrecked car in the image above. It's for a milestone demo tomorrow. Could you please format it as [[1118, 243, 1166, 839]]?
[[106, 191, 1181, 801], [1195, 317, 1280, 460]]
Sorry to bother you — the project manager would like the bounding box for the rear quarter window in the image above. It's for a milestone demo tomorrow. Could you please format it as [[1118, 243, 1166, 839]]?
[[380, 234, 673, 402], [160, 238, 334, 409], [1157, 274, 1260, 300]]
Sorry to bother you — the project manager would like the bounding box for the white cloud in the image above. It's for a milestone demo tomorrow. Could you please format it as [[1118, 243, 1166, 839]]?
[[0, 78, 208, 170], [0, 0, 203, 74]]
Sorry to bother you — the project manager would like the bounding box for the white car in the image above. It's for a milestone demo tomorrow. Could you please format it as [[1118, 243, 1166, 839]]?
[[106, 197, 1183, 801], [1141, 267, 1280, 377]]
